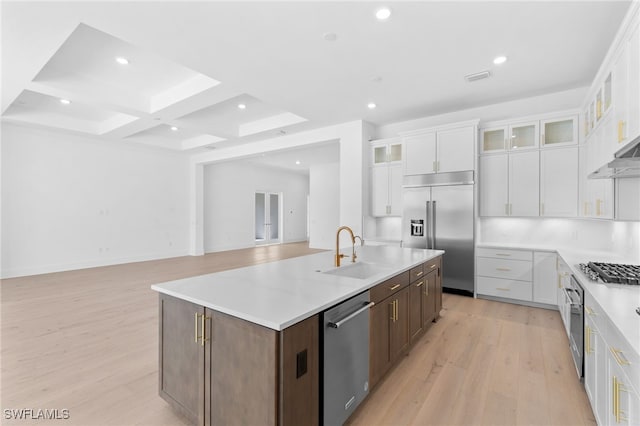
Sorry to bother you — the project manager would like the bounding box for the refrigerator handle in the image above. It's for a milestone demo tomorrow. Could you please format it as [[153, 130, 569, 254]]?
[[432, 200, 436, 249], [426, 201, 431, 249]]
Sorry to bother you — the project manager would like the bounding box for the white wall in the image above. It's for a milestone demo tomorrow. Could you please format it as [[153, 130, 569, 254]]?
[[203, 162, 309, 252], [1, 123, 190, 278], [309, 163, 339, 249]]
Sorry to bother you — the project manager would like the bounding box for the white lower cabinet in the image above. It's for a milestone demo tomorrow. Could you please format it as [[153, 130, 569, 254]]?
[[532, 252, 557, 305], [584, 292, 640, 426]]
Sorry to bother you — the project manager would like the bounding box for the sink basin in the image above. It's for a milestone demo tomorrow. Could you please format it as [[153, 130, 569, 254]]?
[[322, 262, 392, 280]]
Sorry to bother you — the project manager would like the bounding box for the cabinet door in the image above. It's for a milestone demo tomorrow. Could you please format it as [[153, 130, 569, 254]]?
[[409, 278, 424, 343], [540, 147, 578, 217], [437, 126, 475, 172], [481, 126, 508, 153], [389, 287, 410, 364], [607, 351, 640, 426], [389, 164, 403, 216], [423, 270, 437, 325], [532, 252, 557, 305], [369, 300, 391, 389], [159, 295, 205, 426], [373, 145, 388, 165], [479, 154, 508, 216], [540, 117, 577, 147], [207, 309, 278, 426], [434, 265, 442, 319], [508, 121, 539, 150], [584, 316, 606, 425], [509, 151, 540, 216], [614, 41, 629, 148], [404, 132, 436, 175], [371, 166, 389, 217]]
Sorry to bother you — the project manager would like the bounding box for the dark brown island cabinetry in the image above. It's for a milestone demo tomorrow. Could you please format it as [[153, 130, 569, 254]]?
[[158, 255, 442, 425], [370, 256, 442, 389], [158, 294, 318, 426]]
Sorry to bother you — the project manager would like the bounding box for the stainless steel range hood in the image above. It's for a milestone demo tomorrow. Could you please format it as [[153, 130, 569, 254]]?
[[589, 135, 640, 179]]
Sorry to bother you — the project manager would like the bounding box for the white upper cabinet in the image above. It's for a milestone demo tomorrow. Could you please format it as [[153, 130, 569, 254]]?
[[509, 151, 540, 216], [370, 138, 403, 217], [627, 23, 640, 143], [479, 154, 508, 216], [540, 116, 578, 147], [480, 126, 507, 153], [402, 121, 477, 175], [509, 121, 539, 150], [437, 126, 476, 172], [403, 132, 436, 175], [540, 147, 579, 217]]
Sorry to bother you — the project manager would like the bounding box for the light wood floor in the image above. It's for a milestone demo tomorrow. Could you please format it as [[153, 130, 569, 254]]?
[[1, 243, 595, 426]]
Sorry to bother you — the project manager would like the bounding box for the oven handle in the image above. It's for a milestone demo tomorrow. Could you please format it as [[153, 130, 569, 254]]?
[[563, 288, 579, 306]]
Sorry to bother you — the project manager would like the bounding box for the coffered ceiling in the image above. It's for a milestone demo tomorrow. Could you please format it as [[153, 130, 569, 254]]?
[[1, 1, 633, 159]]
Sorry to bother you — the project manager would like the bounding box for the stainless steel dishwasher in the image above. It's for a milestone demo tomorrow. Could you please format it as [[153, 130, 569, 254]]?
[[322, 291, 373, 426]]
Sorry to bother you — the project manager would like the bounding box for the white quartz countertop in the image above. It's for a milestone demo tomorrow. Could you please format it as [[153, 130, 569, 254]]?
[[478, 241, 640, 358], [151, 246, 444, 331]]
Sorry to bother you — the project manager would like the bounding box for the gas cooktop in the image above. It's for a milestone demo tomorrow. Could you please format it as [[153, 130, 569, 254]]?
[[578, 262, 640, 285]]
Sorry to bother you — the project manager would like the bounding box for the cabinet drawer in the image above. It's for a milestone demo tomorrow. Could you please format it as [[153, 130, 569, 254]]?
[[604, 317, 640, 395], [410, 264, 425, 282], [371, 271, 410, 304], [477, 257, 532, 281], [476, 247, 533, 261], [477, 276, 533, 301], [424, 256, 441, 274]]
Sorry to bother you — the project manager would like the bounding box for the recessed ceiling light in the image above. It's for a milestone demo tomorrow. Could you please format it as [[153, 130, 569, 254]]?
[[115, 57, 129, 65], [295, 160, 301, 165], [238, 103, 246, 110], [59, 99, 71, 105], [367, 102, 377, 109], [323, 32, 337, 42], [376, 7, 391, 21], [170, 126, 178, 131], [493, 56, 507, 65]]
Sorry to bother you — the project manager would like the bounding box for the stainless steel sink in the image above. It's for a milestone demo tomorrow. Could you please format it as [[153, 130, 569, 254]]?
[[322, 262, 392, 280]]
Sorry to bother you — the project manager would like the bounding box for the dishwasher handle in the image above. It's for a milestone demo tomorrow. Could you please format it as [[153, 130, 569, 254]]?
[[327, 302, 375, 329]]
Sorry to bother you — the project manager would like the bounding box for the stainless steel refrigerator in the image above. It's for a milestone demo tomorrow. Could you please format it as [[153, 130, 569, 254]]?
[[401, 171, 475, 295]]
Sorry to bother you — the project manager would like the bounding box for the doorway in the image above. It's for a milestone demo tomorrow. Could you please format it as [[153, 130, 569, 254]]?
[[255, 192, 282, 245]]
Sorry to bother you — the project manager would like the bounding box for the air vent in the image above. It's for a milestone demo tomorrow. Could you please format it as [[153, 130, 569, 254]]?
[[465, 71, 491, 82]]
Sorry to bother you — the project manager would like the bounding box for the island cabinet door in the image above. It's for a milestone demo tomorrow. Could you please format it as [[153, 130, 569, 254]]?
[[389, 286, 410, 365], [408, 276, 425, 344], [423, 270, 437, 326], [369, 301, 391, 389], [158, 295, 205, 426], [205, 309, 279, 426]]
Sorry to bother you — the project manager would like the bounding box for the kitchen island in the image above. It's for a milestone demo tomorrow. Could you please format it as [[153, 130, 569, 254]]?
[[151, 245, 444, 426]]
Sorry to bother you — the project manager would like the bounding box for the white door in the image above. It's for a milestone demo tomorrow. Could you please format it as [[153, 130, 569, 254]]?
[[479, 154, 508, 216], [437, 126, 475, 173], [509, 151, 539, 216], [255, 192, 282, 245], [540, 146, 578, 217]]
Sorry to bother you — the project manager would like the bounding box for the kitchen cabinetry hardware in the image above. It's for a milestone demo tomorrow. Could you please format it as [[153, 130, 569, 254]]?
[[496, 267, 511, 271], [496, 253, 511, 257], [429, 264, 437, 269], [585, 306, 597, 315], [416, 280, 424, 287], [585, 325, 593, 354], [610, 347, 631, 366], [596, 199, 603, 216], [496, 287, 510, 291], [389, 284, 400, 291], [618, 120, 626, 142], [613, 376, 629, 423], [416, 270, 424, 277]]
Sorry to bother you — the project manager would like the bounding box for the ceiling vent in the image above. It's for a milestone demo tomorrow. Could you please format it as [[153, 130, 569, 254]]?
[[465, 71, 491, 82]]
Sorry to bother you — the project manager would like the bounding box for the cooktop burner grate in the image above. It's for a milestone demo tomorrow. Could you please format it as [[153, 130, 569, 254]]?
[[587, 262, 640, 285]]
